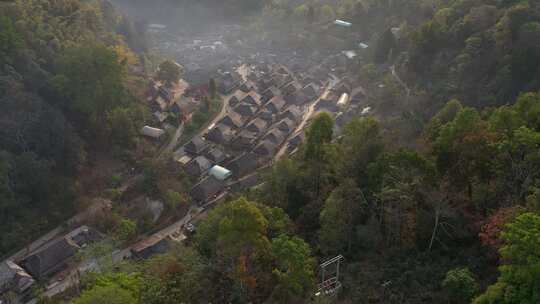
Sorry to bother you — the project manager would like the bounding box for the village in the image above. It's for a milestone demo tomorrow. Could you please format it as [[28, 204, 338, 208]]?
[[0, 22, 371, 304]]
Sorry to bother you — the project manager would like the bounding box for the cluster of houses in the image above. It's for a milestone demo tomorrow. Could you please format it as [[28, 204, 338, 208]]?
[[0, 226, 102, 301], [170, 63, 325, 205], [141, 79, 204, 140], [165, 52, 370, 205]]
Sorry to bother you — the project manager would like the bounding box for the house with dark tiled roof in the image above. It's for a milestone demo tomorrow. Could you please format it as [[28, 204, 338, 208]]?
[[253, 140, 277, 157], [350, 86, 367, 104], [271, 73, 288, 88], [258, 109, 275, 123], [233, 102, 258, 118], [246, 118, 269, 134], [219, 111, 244, 129], [20, 226, 101, 280], [184, 136, 208, 154], [0, 261, 34, 294], [265, 96, 286, 114], [263, 128, 286, 145], [261, 86, 281, 103], [228, 91, 247, 107], [277, 118, 296, 134], [158, 86, 173, 102], [282, 106, 303, 123], [131, 235, 169, 260], [218, 71, 243, 94], [288, 132, 305, 152], [257, 77, 274, 92], [284, 91, 310, 105], [316, 95, 339, 113], [206, 124, 234, 144], [185, 156, 212, 177], [332, 81, 352, 96], [228, 152, 259, 177], [205, 147, 226, 164], [302, 83, 320, 99], [232, 130, 257, 149], [190, 176, 224, 204], [171, 96, 198, 120], [241, 91, 262, 107], [239, 81, 256, 93], [281, 81, 302, 95]]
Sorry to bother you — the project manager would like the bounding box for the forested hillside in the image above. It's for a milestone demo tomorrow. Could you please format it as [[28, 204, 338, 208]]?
[[0, 0, 148, 256], [1, 0, 539, 303], [248, 0, 539, 107]]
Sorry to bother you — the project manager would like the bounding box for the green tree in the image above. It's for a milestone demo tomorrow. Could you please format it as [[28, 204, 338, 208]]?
[[164, 190, 188, 211], [372, 151, 437, 248], [74, 285, 137, 304], [320, 5, 336, 21], [304, 112, 335, 198], [141, 245, 207, 304], [426, 99, 463, 140], [0, 16, 22, 65], [270, 234, 315, 301], [75, 273, 140, 304], [157, 60, 181, 87], [319, 179, 366, 254], [433, 108, 497, 200], [442, 267, 478, 303], [374, 28, 396, 63], [53, 44, 128, 135], [208, 78, 217, 100], [195, 197, 272, 300], [474, 213, 540, 304], [304, 112, 334, 162], [116, 219, 137, 241], [339, 117, 384, 188]]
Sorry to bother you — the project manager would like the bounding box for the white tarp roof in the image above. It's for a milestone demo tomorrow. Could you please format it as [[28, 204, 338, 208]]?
[[334, 20, 352, 27], [209, 165, 232, 181], [141, 126, 165, 139], [337, 93, 350, 107]]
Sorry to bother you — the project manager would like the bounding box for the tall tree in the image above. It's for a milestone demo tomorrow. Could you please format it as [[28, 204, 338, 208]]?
[[474, 213, 540, 304], [53, 44, 128, 136], [270, 234, 315, 302], [319, 179, 366, 255], [157, 60, 181, 87]]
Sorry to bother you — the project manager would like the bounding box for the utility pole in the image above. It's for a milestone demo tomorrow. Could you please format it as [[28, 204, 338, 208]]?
[[315, 255, 344, 299]]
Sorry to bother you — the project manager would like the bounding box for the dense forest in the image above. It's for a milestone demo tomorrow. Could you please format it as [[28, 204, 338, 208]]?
[[1, 0, 539, 303], [0, 0, 149, 256]]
